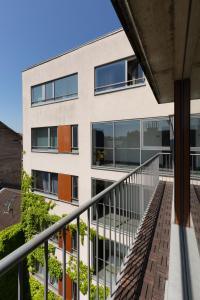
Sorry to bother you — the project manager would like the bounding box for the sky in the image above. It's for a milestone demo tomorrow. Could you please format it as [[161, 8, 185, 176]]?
[[0, 0, 121, 133]]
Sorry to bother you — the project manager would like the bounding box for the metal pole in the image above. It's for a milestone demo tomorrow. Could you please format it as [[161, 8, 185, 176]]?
[[62, 227, 66, 300], [44, 240, 48, 300], [87, 209, 90, 300], [77, 217, 80, 300], [18, 261, 23, 300]]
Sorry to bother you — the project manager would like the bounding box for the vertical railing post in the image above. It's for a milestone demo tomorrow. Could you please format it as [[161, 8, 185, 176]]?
[[96, 204, 99, 299], [119, 184, 121, 267], [62, 227, 66, 300], [18, 261, 23, 300], [109, 193, 112, 295], [44, 240, 48, 300], [103, 202, 106, 299], [113, 188, 117, 282], [77, 217, 80, 300], [87, 209, 90, 300]]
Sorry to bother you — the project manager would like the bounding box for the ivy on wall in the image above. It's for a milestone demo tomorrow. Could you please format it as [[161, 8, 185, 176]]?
[[66, 256, 109, 300], [0, 171, 110, 299], [29, 277, 61, 300]]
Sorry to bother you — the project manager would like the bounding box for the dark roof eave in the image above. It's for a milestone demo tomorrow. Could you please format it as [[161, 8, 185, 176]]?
[[111, 0, 161, 104]]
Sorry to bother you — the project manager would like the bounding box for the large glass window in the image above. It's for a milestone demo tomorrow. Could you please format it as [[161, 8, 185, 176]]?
[[32, 127, 57, 150], [143, 119, 170, 147], [115, 120, 140, 167], [95, 58, 144, 93], [31, 73, 78, 105], [55, 74, 78, 99], [92, 120, 140, 168], [93, 238, 127, 287], [92, 123, 114, 167], [32, 170, 58, 196]]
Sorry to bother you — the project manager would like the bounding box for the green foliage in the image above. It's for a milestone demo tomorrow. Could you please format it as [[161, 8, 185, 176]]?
[[28, 245, 62, 280], [20, 171, 109, 299], [66, 256, 109, 299], [29, 277, 61, 300], [66, 256, 93, 295], [90, 284, 110, 300], [21, 171, 58, 242], [0, 224, 28, 300], [68, 219, 87, 245], [89, 227, 104, 241], [0, 223, 24, 259]]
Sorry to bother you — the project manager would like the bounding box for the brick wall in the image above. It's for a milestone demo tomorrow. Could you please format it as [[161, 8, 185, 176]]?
[[0, 122, 22, 188]]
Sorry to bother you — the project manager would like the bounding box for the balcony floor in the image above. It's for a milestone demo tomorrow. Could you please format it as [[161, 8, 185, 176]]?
[[113, 181, 173, 300]]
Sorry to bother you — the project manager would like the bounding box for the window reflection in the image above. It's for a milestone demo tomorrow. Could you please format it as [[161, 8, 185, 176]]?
[[95, 57, 144, 93]]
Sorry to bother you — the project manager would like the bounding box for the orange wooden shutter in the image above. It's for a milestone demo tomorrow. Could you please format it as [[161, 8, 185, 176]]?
[[58, 229, 71, 252], [58, 275, 72, 300], [58, 174, 72, 202], [58, 125, 72, 153]]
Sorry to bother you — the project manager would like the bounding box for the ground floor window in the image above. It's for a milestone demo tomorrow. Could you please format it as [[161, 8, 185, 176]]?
[[35, 261, 58, 290], [92, 238, 126, 286]]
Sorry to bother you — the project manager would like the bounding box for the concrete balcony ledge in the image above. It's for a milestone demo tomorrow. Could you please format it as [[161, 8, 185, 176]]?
[[167, 185, 200, 300], [167, 223, 200, 300]]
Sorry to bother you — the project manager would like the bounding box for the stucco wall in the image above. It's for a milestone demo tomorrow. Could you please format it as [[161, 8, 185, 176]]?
[[22, 29, 200, 216]]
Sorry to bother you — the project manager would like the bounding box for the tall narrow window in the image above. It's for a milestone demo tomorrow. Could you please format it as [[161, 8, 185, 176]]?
[[92, 122, 114, 166], [32, 85, 44, 103], [72, 125, 78, 152], [72, 176, 78, 203], [45, 82, 54, 100], [50, 127, 57, 149], [115, 120, 140, 167]]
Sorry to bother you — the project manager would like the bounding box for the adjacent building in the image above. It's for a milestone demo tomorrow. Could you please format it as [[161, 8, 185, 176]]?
[[22, 29, 200, 298], [0, 122, 22, 188]]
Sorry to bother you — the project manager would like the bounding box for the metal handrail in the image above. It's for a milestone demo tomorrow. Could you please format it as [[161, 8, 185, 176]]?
[[0, 153, 160, 276], [0, 153, 161, 300], [95, 77, 145, 91]]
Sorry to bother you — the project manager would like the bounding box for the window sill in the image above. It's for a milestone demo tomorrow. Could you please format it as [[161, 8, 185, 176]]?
[[33, 190, 58, 200], [33, 190, 79, 206], [31, 95, 78, 107], [91, 165, 138, 173], [94, 82, 146, 96], [31, 149, 79, 155], [32, 149, 58, 154]]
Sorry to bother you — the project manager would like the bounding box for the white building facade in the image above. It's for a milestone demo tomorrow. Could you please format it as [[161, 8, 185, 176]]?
[[22, 29, 200, 299]]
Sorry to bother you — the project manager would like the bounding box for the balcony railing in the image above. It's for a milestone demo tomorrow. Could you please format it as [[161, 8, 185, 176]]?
[[0, 153, 163, 300], [95, 77, 145, 94]]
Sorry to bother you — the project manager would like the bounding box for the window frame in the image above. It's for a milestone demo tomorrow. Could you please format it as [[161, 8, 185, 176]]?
[[141, 117, 171, 151], [32, 170, 58, 197], [91, 119, 141, 169], [94, 56, 145, 95], [31, 126, 58, 152], [91, 117, 171, 171], [31, 73, 78, 106]]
